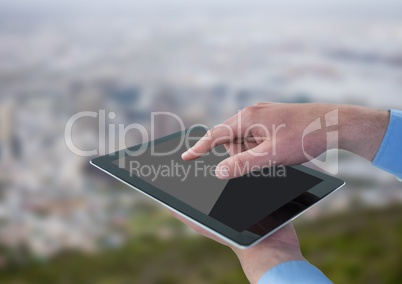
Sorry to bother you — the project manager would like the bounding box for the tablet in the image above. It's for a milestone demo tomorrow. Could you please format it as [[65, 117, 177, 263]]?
[[91, 126, 345, 249]]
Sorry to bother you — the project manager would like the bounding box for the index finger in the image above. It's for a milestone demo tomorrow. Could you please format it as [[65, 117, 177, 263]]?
[[181, 123, 236, 160]]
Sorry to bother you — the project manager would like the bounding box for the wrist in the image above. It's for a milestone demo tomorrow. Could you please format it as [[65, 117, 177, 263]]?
[[339, 105, 389, 161], [233, 244, 305, 284]]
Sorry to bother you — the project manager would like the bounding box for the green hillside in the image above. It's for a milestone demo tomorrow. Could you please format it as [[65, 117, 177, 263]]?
[[1, 205, 402, 284]]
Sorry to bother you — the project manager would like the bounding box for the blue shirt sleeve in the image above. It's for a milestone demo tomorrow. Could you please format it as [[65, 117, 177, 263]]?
[[257, 260, 332, 284], [372, 109, 402, 180]]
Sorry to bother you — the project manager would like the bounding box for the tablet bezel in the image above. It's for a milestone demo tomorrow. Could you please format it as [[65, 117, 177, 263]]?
[[90, 127, 345, 248]]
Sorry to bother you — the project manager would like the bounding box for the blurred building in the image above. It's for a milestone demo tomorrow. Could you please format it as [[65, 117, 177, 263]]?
[[0, 102, 12, 161]]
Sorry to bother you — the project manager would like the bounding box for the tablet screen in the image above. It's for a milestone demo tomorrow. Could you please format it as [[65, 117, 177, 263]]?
[[113, 128, 323, 233]]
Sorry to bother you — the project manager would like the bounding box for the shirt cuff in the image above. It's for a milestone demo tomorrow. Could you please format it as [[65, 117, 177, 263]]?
[[372, 109, 402, 180], [257, 260, 332, 284]]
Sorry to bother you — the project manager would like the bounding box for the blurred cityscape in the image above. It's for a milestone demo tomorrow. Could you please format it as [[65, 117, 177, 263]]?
[[0, 0, 402, 281]]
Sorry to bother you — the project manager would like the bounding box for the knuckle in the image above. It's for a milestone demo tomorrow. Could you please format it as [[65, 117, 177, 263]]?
[[206, 128, 215, 140], [241, 105, 259, 125], [242, 106, 254, 116]]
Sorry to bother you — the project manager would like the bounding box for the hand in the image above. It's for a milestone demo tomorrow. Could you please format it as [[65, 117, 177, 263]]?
[[169, 210, 304, 284], [176, 102, 389, 282], [182, 102, 389, 179]]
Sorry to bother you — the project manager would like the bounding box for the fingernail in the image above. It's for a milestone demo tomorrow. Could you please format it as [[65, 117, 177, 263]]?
[[181, 151, 189, 159], [216, 165, 230, 179]]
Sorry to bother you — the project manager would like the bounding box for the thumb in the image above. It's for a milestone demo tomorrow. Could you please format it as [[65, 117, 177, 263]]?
[[215, 142, 272, 179]]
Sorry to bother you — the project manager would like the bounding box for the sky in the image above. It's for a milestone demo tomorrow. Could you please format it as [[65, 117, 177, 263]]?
[[1, 0, 402, 21]]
